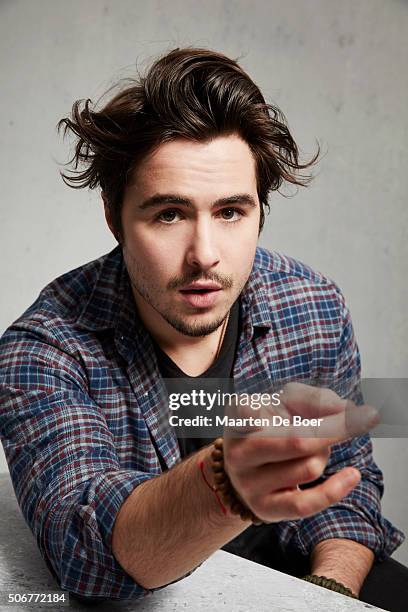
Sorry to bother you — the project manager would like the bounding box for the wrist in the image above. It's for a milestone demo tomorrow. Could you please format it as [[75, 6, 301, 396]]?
[[311, 538, 374, 597], [309, 565, 360, 597], [196, 445, 241, 525], [210, 438, 265, 525], [302, 574, 358, 599]]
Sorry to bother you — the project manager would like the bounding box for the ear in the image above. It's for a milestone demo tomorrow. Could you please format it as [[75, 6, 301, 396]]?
[[102, 192, 119, 242]]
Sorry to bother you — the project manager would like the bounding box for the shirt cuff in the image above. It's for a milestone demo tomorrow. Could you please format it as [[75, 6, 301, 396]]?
[[288, 502, 405, 562]]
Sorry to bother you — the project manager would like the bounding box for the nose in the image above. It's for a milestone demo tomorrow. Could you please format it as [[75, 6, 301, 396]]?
[[185, 217, 220, 271]]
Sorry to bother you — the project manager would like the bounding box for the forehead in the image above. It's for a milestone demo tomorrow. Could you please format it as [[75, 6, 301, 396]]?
[[129, 134, 258, 195]]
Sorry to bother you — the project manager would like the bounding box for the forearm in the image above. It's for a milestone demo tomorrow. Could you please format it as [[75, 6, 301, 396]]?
[[310, 538, 374, 597], [111, 445, 248, 589]]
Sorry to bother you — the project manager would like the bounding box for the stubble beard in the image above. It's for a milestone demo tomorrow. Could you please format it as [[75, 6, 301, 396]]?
[[131, 277, 231, 337], [124, 249, 236, 337], [155, 305, 229, 337]]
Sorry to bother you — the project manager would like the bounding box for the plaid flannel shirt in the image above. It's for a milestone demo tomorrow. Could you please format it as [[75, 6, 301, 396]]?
[[0, 245, 404, 600]]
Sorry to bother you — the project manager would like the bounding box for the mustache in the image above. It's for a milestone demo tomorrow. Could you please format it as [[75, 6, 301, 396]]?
[[168, 272, 233, 290]]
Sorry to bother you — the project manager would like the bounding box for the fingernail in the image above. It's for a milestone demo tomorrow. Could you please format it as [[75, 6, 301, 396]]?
[[346, 468, 360, 483], [364, 406, 380, 426]]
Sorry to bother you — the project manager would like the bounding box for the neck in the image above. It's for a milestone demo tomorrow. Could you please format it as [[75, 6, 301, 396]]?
[[164, 314, 229, 376]]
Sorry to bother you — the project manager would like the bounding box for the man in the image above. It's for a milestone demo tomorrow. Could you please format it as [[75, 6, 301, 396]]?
[[0, 47, 406, 609]]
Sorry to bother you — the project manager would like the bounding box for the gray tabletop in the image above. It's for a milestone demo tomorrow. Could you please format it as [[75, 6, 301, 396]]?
[[0, 474, 385, 612]]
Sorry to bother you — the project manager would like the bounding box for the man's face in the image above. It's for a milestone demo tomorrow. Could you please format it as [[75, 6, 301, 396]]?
[[118, 133, 261, 337]]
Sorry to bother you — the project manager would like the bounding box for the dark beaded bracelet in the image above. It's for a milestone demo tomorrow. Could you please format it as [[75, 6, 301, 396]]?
[[210, 438, 266, 526], [302, 574, 357, 599]]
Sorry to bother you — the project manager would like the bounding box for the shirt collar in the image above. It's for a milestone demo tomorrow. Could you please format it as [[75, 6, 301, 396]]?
[[240, 254, 273, 337], [76, 245, 128, 332]]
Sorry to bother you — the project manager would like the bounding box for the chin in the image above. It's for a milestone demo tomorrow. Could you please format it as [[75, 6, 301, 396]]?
[[165, 312, 226, 338]]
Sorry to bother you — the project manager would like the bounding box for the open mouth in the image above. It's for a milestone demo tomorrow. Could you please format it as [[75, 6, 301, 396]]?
[[178, 287, 222, 308]]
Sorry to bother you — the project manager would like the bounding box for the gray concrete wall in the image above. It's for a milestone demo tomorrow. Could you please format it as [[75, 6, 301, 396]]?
[[1, 0, 407, 564]]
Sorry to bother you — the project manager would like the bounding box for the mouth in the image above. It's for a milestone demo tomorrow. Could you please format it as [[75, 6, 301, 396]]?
[[180, 281, 222, 291], [178, 285, 223, 308]]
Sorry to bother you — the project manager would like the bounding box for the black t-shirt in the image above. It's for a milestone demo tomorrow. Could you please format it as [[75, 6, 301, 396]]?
[[153, 299, 241, 457]]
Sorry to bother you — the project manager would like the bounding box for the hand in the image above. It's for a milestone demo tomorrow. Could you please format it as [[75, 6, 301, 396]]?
[[223, 382, 379, 523]]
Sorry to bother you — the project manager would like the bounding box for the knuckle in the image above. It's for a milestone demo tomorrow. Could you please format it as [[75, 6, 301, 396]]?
[[280, 382, 298, 402], [289, 436, 308, 455], [309, 386, 322, 402], [291, 496, 310, 518], [322, 446, 331, 461], [281, 382, 293, 395], [320, 388, 343, 412], [321, 387, 340, 403], [283, 382, 301, 393], [235, 472, 252, 495], [224, 443, 244, 468], [304, 456, 325, 481], [249, 494, 268, 518]]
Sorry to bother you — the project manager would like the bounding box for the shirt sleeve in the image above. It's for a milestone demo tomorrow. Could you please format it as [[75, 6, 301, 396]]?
[[272, 283, 405, 562], [0, 321, 157, 601]]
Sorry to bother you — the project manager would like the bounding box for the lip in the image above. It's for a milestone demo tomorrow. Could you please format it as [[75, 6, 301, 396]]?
[[180, 281, 222, 291], [178, 286, 223, 309]]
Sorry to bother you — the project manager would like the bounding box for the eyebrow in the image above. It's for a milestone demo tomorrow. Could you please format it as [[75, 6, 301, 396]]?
[[139, 193, 258, 211]]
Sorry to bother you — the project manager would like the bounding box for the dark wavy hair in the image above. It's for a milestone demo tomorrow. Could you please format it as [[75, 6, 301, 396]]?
[[58, 47, 319, 240]]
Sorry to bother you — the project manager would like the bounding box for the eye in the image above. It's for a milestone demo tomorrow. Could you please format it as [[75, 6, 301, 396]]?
[[156, 209, 182, 224], [219, 207, 243, 222]]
